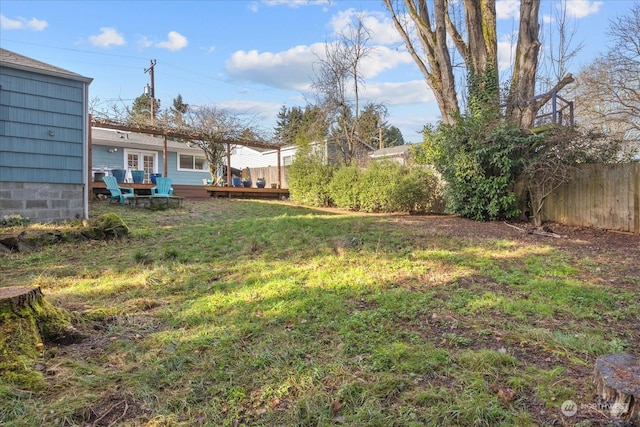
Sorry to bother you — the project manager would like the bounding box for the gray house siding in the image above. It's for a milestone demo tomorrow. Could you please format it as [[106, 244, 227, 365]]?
[[0, 48, 92, 223]]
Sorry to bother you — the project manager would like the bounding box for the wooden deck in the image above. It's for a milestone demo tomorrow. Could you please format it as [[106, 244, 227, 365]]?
[[204, 185, 289, 199], [91, 182, 210, 200], [91, 182, 288, 200]]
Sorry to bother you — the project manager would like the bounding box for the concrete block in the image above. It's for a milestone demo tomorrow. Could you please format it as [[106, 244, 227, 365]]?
[[26, 200, 49, 209], [0, 200, 26, 209]]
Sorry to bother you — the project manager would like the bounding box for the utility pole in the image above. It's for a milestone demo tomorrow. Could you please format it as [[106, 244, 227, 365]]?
[[144, 59, 156, 124]]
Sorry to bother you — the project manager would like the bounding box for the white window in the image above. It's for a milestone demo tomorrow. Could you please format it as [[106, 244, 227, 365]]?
[[283, 155, 294, 166], [178, 154, 208, 171]]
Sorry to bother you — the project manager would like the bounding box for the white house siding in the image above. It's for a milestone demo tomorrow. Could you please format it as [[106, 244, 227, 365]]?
[[230, 146, 297, 169]]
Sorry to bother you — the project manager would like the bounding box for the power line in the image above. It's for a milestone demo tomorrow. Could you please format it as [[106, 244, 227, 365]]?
[[1, 38, 150, 61]]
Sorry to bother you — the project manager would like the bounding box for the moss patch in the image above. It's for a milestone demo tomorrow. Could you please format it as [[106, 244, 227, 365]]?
[[0, 287, 78, 390]]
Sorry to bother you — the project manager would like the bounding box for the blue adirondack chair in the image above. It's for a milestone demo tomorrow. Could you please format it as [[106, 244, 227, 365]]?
[[151, 177, 174, 197], [103, 175, 135, 205]]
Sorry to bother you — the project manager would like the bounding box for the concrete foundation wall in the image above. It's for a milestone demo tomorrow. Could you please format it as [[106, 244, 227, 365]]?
[[0, 182, 85, 223]]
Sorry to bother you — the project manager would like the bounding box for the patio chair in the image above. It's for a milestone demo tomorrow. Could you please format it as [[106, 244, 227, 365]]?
[[151, 177, 174, 197], [103, 175, 135, 205]]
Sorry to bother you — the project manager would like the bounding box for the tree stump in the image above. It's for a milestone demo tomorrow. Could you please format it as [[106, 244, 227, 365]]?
[[0, 285, 43, 309], [0, 285, 81, 388], [594, 353, 640, 421]]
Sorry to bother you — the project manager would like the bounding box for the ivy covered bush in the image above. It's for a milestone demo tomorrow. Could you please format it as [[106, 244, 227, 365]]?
[[420, 115, 535, 221]]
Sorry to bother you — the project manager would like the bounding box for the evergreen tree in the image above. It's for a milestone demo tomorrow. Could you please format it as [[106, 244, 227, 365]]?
[[129, 94, 161, 123], [171, 94, 189, 125], [384, 126, 405, 147]]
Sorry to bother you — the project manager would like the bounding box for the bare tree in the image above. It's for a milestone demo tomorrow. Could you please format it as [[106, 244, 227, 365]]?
[[311, 12, 381, 164], [383, 0, 574, 128], [180, 106, 269, 181], [523, 127, 626, 226], [578, 4, 640, 155], [537, 1, 583, 92]]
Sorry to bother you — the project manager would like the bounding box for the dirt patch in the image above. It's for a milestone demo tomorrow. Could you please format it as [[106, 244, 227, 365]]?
[[75, 391, 146, 427]]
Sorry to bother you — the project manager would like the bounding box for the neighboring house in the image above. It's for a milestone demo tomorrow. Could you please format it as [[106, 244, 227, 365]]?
[[0, 48, 93, 223], [370, 145, 411, 165], [229, 141, 409, 171], [325, 136, 376, 166], [228, 144, 296, 188], [229, 145, 296, 170], [91, 127, 210, 185]]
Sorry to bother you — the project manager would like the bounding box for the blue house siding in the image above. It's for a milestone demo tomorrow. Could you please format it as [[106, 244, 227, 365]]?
[[1, 68, 85, 103], [91, 145, 209, 185], [166, 151, 210, 185], [0, 66, 86, 185], [91, 128, 211, 185], [92, 146, 127, 170], [0, 48, 91, 222]]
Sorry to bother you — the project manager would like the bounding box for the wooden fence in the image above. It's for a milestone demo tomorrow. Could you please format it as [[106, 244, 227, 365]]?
[[542, 163, 640, 234], [242, 166, 290, 189]]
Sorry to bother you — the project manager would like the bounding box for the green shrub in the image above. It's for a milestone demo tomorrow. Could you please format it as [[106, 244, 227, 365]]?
[[288, 152, 335, 207], [358, 161, 443, 214], [358, 160, 404, 213], [421, 115, 534, 221], [1, 214, 30, 227], [398, 166, 445, 213], [328, 165, 362, 210]]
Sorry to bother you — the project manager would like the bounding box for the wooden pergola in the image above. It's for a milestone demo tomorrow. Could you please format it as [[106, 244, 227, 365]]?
[[89, 117, 283, 188]]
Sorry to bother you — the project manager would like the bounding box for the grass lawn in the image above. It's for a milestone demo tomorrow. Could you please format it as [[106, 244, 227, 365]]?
[[0, 199, 638, 426]]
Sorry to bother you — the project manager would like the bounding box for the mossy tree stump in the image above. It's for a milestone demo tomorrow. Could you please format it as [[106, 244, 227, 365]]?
[[594, 353, 640, 422], [0, 286, 80, 389]]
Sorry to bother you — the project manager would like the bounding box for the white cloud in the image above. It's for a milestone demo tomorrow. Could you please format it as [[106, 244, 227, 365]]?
[[226, 44, 322, 91], [361, 80, 435, 106], [217, 99, 282, 121], [137, 35, 153, 49], [89, 27, 125, 47], [0, 14, 47, 31], [226, 41, 413, 94], [469, 1, 601, 22], [328, 9, 402, 45], [565, 0, 602, 18], [497, 32, 517, 71], [156, 31, 188, 51], [496, 0, 520, 20], [360, 46, 414, 78]]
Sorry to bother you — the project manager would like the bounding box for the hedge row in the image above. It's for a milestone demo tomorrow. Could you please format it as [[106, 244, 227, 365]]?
[[289, 156, 445, 214]]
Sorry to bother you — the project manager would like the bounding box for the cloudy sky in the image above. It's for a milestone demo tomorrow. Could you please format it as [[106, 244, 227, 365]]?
[[0, 0, 628, 142]]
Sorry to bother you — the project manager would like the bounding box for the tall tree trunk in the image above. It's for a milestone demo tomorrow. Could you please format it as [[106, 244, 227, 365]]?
[[432, 0, 460, 122], [463, 0, 497, 72], [505, 0, 541, 128], [463, 0, 499, 112], [384, 0, 460, 124]]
